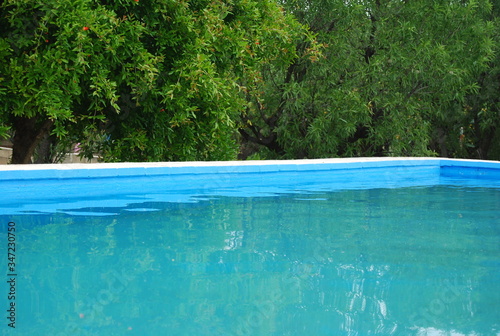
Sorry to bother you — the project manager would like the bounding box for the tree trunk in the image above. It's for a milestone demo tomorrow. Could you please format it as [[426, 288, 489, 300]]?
[[11, 116, 54, 164]]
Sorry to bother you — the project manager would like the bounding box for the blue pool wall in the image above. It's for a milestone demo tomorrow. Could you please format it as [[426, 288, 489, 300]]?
[[1, 157, 499, 184], [1, 158, 499, 216], [2, 157, 499, 178], [1, 157, 499, 181], [0, 158, 498, 193]]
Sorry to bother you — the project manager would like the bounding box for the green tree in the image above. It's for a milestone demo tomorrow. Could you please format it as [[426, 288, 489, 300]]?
[[457, 1, 500, 160], [0, 0, 303, 163], [239, 0, 497, 159]]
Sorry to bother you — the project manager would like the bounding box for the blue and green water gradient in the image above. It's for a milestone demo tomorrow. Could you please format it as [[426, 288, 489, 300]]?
[[0, 159, 499, 335]]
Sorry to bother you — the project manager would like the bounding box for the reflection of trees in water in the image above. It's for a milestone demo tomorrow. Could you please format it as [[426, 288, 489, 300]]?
[[8, 186, 498, 335]]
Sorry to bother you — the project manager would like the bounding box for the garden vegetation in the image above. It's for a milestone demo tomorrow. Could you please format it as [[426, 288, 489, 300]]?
[[0, 0, 499, 163]]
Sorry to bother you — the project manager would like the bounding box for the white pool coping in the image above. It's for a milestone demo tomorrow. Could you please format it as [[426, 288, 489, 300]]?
[[0, 157, 499, 182], [0, 156, 430, 170], [0, 156, 496, 170], [1, 157, 499, 213]]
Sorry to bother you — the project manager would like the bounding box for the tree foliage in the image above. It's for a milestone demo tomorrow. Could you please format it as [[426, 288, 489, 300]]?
[[459, 2, 500, 159], [1, 0, 499, 163], [0, 0, 304, 163], [240, 0, 499, 160]]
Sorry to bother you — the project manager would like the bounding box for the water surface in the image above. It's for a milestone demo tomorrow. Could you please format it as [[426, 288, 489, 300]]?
[[1, 186, 499, 335]]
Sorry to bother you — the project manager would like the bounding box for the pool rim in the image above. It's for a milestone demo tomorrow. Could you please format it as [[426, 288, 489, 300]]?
[[0, 157, 499, 181]]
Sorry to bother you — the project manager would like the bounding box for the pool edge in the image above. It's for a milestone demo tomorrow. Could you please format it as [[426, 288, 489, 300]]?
[[0, 157, 499, 181]]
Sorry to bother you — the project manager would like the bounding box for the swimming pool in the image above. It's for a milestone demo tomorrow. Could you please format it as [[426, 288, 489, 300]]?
[[1, 158, 499, 335]]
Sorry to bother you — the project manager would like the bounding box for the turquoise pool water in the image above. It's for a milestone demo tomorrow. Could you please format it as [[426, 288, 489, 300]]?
[[1, 159, 499, 335], [2, 181, 499, 335]]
